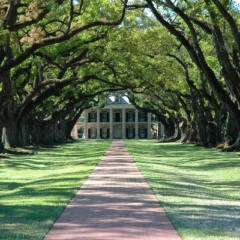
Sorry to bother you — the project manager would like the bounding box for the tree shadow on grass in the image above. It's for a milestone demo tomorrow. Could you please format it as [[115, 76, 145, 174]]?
[[0, 156, 102, 170], [0, 155, 10, 159], [1, 182, 240, 239], [127, 141, 240, 171], [0, 169, 90, 197], [124, 140, 240, 239], [0, 140, 113, 240], [0, 142, 109, 171]]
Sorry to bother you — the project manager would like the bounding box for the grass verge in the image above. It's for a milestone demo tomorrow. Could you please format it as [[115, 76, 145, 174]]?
[[124, 140, 240, 240], [0, 140, 111, 240]]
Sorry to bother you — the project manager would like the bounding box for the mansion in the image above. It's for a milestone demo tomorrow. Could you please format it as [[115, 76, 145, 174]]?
[[73, 95, 164, 139]]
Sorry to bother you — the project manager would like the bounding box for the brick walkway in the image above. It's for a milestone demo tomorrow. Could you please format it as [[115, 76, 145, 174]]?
[[44, 140, 181, 240]]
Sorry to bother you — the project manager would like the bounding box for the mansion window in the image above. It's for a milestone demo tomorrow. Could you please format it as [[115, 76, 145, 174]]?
[[126, 127, 134, 139], [139, 112, 145, 122], [129, 112, 133, 121], [102, 112, 107, 121], [90, 128, 96, 138], [139, 128, 145, 138], [115, 96, 120, 103], [90, 112, 96, 122]]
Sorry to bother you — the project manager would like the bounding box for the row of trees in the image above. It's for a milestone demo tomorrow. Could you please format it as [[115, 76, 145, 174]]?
[[0, 0, 134, 151], [125, 0, 240, 151], [1, 0, 240, 152]]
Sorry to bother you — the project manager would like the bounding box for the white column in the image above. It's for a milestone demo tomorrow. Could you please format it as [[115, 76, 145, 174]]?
[[74, 125, 78, 139], [109, 109, 113, 139], [147, 112, 152, 139], [135, 109, 139, 139], [71, 125, 78, 139], [122, 108, 126, 139], [96, 108, 101, 139], [84, 109, 88, 139], [161, 123, 164, 137]]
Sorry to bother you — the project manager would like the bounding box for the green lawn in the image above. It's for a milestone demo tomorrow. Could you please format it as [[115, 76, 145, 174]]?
[[0, 140, 111, 240], [124, 140, 240, 240]]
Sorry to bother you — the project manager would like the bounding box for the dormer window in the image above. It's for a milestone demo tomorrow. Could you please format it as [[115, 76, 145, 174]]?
[[115, 96, 120, 103]]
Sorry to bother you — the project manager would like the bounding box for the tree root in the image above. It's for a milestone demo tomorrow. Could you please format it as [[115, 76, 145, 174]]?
[[0, 149, 36, 155], [158, 135, 181, 143], [222, 136, 240, 152], [195, 142, 209, 147], [214, 143, 224, 149]]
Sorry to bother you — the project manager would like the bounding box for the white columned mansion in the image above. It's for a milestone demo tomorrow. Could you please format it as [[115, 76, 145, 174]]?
[[73, 95, 164, 139]]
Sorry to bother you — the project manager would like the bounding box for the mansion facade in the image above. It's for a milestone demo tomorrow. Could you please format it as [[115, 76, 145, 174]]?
[[73, 96, 164, 139]]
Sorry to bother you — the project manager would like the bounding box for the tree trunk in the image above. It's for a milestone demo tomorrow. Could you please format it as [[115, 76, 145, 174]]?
[[163, 117, 175, 138], [19, 124, 31, 146], [196, 117, 208, 145], [160, 122, 181, 143], [0, 120, 5, 152], [206, 121, 217, 144], [42, 125, 55, 145], [179, 119, 190, 143], [3, 100, 21, 148], [65, 121, 73, 140], [204, 105, 219, 145], [189, 121, 198, 142], [29, 121, 43, 145], [54, 120, 67, 143], [4, 118, 19, 148], [214, 104, 225, 144], [54, 123, 61, 142], [58, 118, 67, 142], [224, 113, 239, 147], [2, 127, 6, 147]]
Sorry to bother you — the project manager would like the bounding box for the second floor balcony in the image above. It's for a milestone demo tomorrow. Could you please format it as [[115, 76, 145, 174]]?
[[77, 118, 84, 123], [113, 117, 122, 122], [100, 113, 109, 122], [88, 112, 110, 122], [126, 112, 148, 122], [84, 111, 153, 123], [88, 118, 97, 123], [87, 117, 150, 123], [138, 117, 148, 122]]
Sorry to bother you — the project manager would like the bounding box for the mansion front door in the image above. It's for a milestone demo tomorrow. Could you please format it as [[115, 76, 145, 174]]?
[[113, 126, 122, 138]]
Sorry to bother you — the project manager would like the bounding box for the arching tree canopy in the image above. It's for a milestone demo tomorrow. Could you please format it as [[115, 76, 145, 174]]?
[[1, 0, 240, 151]]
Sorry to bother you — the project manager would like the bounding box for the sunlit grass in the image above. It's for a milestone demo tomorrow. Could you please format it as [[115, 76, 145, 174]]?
[[124, 140, 240, 240], [0, 140, 111, 240]]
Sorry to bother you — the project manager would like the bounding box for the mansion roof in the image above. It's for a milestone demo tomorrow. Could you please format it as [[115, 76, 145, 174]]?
[[107, 96, 130, 105]]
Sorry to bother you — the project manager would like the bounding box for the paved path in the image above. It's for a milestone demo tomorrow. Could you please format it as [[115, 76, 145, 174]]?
[[44, 140, 181, 240]]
